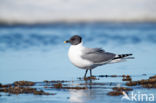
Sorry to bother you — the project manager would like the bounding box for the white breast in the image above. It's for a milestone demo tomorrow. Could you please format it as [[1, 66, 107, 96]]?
[[68, 43, 92, 69]]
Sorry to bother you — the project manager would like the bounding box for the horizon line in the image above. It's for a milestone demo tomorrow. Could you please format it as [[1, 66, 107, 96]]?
[[1, 19, 156, 25]]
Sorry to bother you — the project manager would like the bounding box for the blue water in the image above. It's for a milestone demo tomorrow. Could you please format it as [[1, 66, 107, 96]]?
[[0, 22, 156, 103]]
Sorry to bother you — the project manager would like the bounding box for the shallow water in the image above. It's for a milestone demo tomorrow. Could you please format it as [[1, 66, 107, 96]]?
[[0, 22, 156, 103]]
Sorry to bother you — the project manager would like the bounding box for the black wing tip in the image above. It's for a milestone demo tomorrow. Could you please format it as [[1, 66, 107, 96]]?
[[113, 53, 133, 60], [119, 54, 133, 57], [125, 54, 133, 56]]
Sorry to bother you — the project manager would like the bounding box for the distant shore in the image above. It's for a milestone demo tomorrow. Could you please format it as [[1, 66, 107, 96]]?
[[0, 20, 156, 25]]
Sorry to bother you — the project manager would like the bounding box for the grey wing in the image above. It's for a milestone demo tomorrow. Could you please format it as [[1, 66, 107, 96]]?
[[81, 48, 116, 63]]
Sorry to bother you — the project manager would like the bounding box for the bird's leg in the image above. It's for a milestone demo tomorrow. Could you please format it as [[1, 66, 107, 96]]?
[[90, 69, 92, 77], [84, 69, 88, 78]]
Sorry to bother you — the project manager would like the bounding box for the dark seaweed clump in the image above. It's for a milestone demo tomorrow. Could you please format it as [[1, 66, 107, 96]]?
[[107, 87, 133, 96], [126, 75, 156, 88], [0, 81, 54, 95]]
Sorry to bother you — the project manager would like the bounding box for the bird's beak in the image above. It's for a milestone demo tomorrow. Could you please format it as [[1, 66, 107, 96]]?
[[64, 40, 69, 43]]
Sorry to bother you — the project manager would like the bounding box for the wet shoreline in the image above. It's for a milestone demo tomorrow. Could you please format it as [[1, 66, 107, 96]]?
[[0, 74, 156, 97]]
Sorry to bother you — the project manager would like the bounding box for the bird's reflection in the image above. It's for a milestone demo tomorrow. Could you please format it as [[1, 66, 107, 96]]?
[[69, 79, 95, 103]]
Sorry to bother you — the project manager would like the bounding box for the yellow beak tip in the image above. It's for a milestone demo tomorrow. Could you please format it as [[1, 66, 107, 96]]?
[[64, 41, 67, 43]]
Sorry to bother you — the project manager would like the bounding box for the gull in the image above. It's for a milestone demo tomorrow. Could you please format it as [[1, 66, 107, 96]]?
[[64, 35, 133, 78]]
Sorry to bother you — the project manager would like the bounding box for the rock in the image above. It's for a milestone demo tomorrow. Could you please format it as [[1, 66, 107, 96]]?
[[122, 78, 132, 81], [126, 81, 138, 86], [0, 86, 53, 95], [148, 78, 156, 83], [43, 80, 49, 83], [149, 75, 156, 79], [112, 87, 133, 91], [142, 83, 156, 88], [1, 84, 12, 88], [107, 91, 123, 96], [84, 76, 97, 80], [111, 75, 118, 77], [53, 83, 63, 88], [98, 75, 108, 77], [125, 75, 156, 88], [13, 81, 35, 86], [122, 75, 132, 81]]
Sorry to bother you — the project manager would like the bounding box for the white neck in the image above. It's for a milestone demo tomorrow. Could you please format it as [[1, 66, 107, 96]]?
[[69, 42, 85, 52]]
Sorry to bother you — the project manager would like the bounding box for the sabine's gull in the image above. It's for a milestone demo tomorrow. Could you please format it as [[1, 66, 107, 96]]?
[[64, 35, 133, 78]]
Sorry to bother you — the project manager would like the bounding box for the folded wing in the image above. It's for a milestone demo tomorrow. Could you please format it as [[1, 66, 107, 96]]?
[[81, 48, 116, 64]]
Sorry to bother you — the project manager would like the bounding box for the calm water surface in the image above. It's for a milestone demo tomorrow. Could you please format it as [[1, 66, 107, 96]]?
[[0, 22, 156, 103]]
